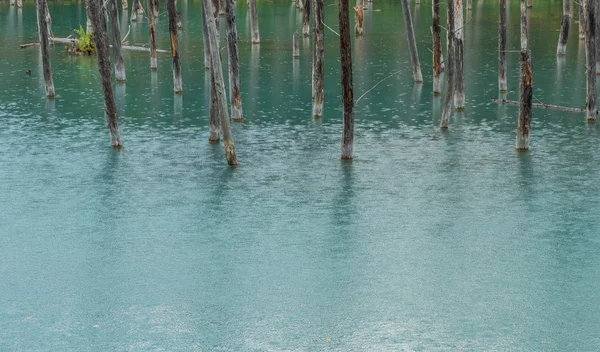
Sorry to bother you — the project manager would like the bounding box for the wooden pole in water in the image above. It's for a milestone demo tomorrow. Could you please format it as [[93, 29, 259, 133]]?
[[595, 0, 600, 73], [312, 0, 324, 118], [211, 0, 221, 43], [131, 0, 139, 20], [152, 0, 159, 17], [556, 0, 570, 55], [302, 0, 310, 36], [467, 0, 471, 10], [203, 0, 238, 166], [453, 0, 464, 110], [147, 0, 157, 70], [88, 0, 122, 147], [122, 0, 127, 9], [293, 31, 300, 57], [579, 0, 585, 39], [202, 0, 219, 141], [354, 5, 363, 35], [201, 0, 211, 70], [225, 0, 244, 121], [37, 0, 55, 98], [584, 0, 596, 121], [440, 0, 455, 128], [17, 0, 22, 8], [339, 0, 354, 160], [10, 0, 15, 6], [432, 0, 442, 95], [86, 0, 93, 32], [400, 0, 423, 82], [249, 0, 260, 43], [498, 0, 507, 92], [516, 0, 532, 150], [108, 0, 126, 82], [167, 0, 182, 93]]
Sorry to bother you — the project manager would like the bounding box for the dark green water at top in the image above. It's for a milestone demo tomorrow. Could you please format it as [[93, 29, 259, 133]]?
[[2, 0, 600, 350]]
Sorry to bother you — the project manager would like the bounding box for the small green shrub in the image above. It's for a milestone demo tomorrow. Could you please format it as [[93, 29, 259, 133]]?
[[73, 25, 95, 54]]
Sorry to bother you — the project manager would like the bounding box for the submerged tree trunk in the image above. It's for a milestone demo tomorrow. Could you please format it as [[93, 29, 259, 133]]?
[[88, 0, 122, 147], [453, 0, 464, 110], [516, 0, 532, 150], [596, 0, 600, 73], [147, 0, 157, 70], [152, 0, 158, 17], [203, 0, 238, 166], [556, 0, 570, 55], [122, 0, 127, 9], [37, 0, 55, 98], [131, 0, 139, 20], [108, 0, 126, 82], [440, 0, 455, 128], [17, 0, 22, 8], [400, 0, 423, 82], [211, 0, 220, 43], [249, 0, 260, 43], [354, 5, 363, 35], [302, 0, 310, 36], [312, 0, 324, 118], [225, 0, 244, 121], [432, 0, 442, 95], [584, 0, 596, 120], [293, 31, 300, 57], [201, 0, 211, 69], [499, 0, 507, 92], [339, 0, 354, 160], [167, 0, 182, 93], [579, 0, 585, 39]]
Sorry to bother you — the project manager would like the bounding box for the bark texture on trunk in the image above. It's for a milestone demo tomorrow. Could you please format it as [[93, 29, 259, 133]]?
[[440, 0, 455, 128], [302, 0, 311, 36], [339, 0, 354, 160], [432, 0, 442, 95], [453, 0, 464, 109], [595, 0, 600, 73], [37, 0, 55, 98], [201, 0, 211, 69], [108, 0, 126, 82], [585, 0, 597, 120], [212, 0, 221, 43], [86, 0, 93, 32], [203, 0, 238, 166], [225, 0, 244, 121], [556, 0, 570, 55], [249, 0, 260, 43], [167, 0, 182, 93], [499, 0, 507, 92], [579, 0, 585, 39], [293, 31, 300, 57], [88, 0, 122, 147], [147, 0, 158, 70], [516, 0, 532, 150], [312, 0, 324, 118], [401, 0, 423, 82]]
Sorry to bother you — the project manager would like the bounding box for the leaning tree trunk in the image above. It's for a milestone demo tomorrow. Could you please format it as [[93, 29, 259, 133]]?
[[453, 0, 464, 110], [108, 0, 126, 82], [498, 0, 507, 92], [167, 0, 182, 93], [225, 0, 244, 121], [339, 0, 354, 160], [202, 0, 220, 141], [432, 0, 442, 95], [212, 0, 220, 43], [201, 0, 211, 69], [556, 0, 570, 55], [584, 0, 596, 121], [203, 0, 238, 166], [37, 0, 55, 98], [88, 0, 122, 147], [579, 0, 585, 39], [147, 0, 157, 70], [312, 0, 325, 118], [400, 0, 423, 82], [516, 0, 532, 150], [302, 0, 310, 36], [249, 0, 260, 43], [440, 0, 455, 128]]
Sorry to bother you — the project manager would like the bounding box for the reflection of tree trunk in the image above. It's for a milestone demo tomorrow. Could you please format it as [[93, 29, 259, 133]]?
[[109, 0, 126, 82], [339, 0, 354, 160], [312, 0, 324, 118], [556, 0, 570, 55], [516, 0, 532, 150], [167, 0, 182, 93], [584, 0, 596, 120], [225, 0, 244, 121], [432, 0, 442, 95], [249, 0, 260, 43], [440, 0, 454, 128], [37, 0, 55, 98], [293, 31, 300, 57], [498, 0, 507, 92], [453, 0, 464, 110], [401, 0, 422, 82]]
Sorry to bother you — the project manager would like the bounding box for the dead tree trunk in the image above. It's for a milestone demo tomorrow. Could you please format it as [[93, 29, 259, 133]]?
[[131, 0, 139, 20], [249, 0, 260, 43], [147, 0, 158, 70], [86, 0, 93, 32], [516, 0, 532, 150], [527, 0, 532, 8], [354, 5, 363, 35], [212, 0, 220, 43], [400, 0, 423, 82], [302, 0, 310, 36], [453, 0, 464, 110], [584, 0, 596, 120], [579, 0, 585, 39], [17, 0, 22, 8], [225, 0, 244, 121], [219, 0, 226, 15], [293, 31, 300, 57], [467, 0, 471, 10], [596, 0, 600, 73], [339, 0, 354, 159], [88, 0, 122, 147], [167, 0, 182, 93], [440, 0, 455, 128], [499, 0, 507, 92], [312, 0, 325, 118], [556, 0, 570, 55], [203, 0, 238, 166], [432, 0, 442, 95], [201, 0, 211, 69], [108, 0, 126, 82], [10, 0, 15, 6], [152, 0, 159, 17], [122, 0, 127, 9], [37, 0, 55, 98]]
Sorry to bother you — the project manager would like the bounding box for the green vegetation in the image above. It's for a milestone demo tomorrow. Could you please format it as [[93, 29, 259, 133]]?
[[73, 25, 94, 54]]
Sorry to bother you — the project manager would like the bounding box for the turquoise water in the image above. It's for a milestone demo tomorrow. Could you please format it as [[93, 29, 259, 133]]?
[[2, 0, 600, 350]]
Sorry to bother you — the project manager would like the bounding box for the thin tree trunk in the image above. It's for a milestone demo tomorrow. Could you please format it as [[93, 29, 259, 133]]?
[[86, 0, 93, 33], [516, 0, 532, 150], [17, 0, 22, 8], [302, 0, 311, 36], [312, 0, 324, 118], [131, 0, 139, 20], [400, 0, 423, 82], [37, 0, 55, 98], [202, 0, 219, 141], [527, 0, 532, 8], [108, 0, 126, 82], [249, 0, 260, 43], [584, 0, 596, 120], [453, 0, 464, 110], [595, 0, 600, 73], [201, 0, 211, 69], [147, 0, 158, 70], [153, 0, 158, 17], [432, 0, 442, 95], [499, 0, 507, 92], [203, 0, 238, 166], [556, 0, 570, 55], [122, 0, 127, 9], [167, 0, 182, 93], [212, 0, 220, 43], [293, 31, 300, 57], [354, 5, 363, 35], [339, 0, 354, 160], [10, 0, 15, 6], [88, 0, 122, 147], [440, 0, 455, 128], [579, 0, 585, 39], [225, 0, 244, 121], [297, 0, 304, 10], [467, 0, 471, 10]]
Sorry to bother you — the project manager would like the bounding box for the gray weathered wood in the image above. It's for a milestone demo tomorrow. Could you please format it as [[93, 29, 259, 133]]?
[[521, 0, 528, 51], [440, 0, 455, 128], [86, 0, 93, 32], [293, 31, 300, 57], [596, 0, 600, 73], [225, 0, 244, 121], [122, 0, 128, 9], [432, 0, 442, 95], [147, 0, 158, 70], [302, 0, 310, 36], [401, 0, 423, 82], [131, 0, 139, 20], [212, 0, 221, 43], [108, 0, 126, 82], [201, 0, 211, 69], [249, 0, 260, 43], [516, 0, 532, 150], [453, 0, 464, 110], [18, 0, 22, 8], [527, 0, 532, 8], [339, 0, 354, 160], [152, 0, 159, 17], [584, 0, 596, 120], [167, 0, 182, 93], [37, 0, 55, 98], [312, 0, 324, 118], [467, 0, 471, 10], [579, 0, 585, 39], [499, 0, 507, 92], [556, 0, 570, 55]]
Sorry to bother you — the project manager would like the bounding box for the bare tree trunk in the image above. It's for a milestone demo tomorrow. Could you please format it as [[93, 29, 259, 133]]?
[[212, 0, 220, 43], [86, 0, 93, 32], [432, 0, 442, 95], [499, 0, 507, 92], [225, 0, 244, 121], [167, 0, 182, 93], [579, 0, 585, 39], [556, 0, 570, 55], [527, 0, 532, 8], [147, 0, 158, 70], [400, 0, 423, 82], [152, 0, 158, 17], [302, 0, 310, 36], [354, 5, 363, 35], [584, 0, 596, 120], [108, 0, 126, 82], [201, 0, 211, 69], [37, 0, 55, 98], [122, 0, 127, 9], [88, 0, 123, 147], [293, 31, 300, 57], [219, 0, 226, 15], [516, 0, 532, 150], [467, 0, 471, 10], [297, 0, 304, 10], [203, 0, 238, 166], [339, 0, 354, 160], [17, 0, 22, 8], [440, 0, 455, 128], [453, 0, 464, 110], [596, 0, 600, 73], [10, 0, 15, 6], [249, 0, 260, 43], [131, 0, 139, 20], [202, 0, 219, 141], [312, 0, 324, 118]]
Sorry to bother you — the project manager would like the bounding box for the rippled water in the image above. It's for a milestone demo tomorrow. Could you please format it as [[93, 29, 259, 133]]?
[[2, 0, 600, 350]]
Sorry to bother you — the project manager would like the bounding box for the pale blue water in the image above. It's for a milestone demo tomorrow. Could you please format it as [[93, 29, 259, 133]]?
[[2, 0, 600, 350]]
